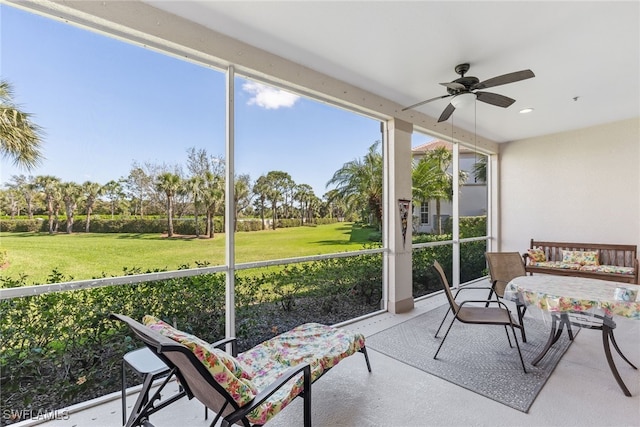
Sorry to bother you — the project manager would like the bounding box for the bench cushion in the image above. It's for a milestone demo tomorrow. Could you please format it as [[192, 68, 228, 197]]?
[[534, 261, 582, 270], [562, 250, 599, 266], [527, 247, 547, 264], [579, 264, 635, 275]]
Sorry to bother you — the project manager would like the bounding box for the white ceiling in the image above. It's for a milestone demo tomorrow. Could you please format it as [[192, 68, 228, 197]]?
[[146, 1, 639, 143]]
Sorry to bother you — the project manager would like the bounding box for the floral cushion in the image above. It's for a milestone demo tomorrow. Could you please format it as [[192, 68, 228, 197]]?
[[237, 323, 366, 425], [534, 261, 582, 270], [142, 316, 257, 406], [562, 250, 599, 266], [579, 264, 635, 275], [581, 251, 599, 266], [527, 247, 546, 265]]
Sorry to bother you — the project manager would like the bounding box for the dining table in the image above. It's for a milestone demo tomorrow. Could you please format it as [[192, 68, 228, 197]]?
[[505, 274, 639, 396]]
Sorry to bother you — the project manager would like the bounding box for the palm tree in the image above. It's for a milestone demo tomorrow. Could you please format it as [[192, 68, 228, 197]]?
[[326, 141, 383, 227], [60, 182, 82, 233], [322, 189, 345, 220], [234, 174, 252, 231], [7, 175, 36, 219], [264, 171, 292, 230], [35, 175, 60, 234], [294, 183, 314, 225], [253, 175, 271, 230], [185, 175, 204, 237], [0, 80, 44, 170], [472, 155, 487, 183], [156, 172, 182, 237], [201, 171, 224, 238], [82, 181, 102, 232], [412, 146, 467, 234], [1, 187, 21, 218]]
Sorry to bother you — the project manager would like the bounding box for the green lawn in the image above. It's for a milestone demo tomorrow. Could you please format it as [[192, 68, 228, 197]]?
[[0, 222, 377, 285]]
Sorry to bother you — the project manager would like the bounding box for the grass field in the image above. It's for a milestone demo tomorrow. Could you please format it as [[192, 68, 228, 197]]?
[[0, 222, 377, 285]]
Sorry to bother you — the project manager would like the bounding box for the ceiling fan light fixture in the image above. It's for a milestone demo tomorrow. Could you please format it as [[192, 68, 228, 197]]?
[[519, 107, 535, 114], [451, 92, 476, 109]]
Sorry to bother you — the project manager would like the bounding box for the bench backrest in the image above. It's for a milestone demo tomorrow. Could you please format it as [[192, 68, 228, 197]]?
[[529, 239, 638, 267]]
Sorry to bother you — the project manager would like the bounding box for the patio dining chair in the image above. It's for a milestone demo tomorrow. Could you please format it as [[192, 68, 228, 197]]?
[[485, 251, 528, 342], [432, 260, 527, 373]]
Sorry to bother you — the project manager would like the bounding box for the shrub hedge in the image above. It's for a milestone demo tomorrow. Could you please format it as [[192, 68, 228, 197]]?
[[0, 217, 337, 234]]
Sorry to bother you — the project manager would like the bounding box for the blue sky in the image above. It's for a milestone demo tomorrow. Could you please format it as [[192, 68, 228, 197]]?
[[0, 5, 431, 197]]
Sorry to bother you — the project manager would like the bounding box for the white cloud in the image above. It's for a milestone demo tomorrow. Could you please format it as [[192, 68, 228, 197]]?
[[242, 82, 300, 109]]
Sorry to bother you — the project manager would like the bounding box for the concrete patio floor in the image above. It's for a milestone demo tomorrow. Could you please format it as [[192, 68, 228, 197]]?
[[17, 288, 640, 427]]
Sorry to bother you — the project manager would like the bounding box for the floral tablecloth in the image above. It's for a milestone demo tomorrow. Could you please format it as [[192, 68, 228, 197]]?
[[505, 275, 640, 320]]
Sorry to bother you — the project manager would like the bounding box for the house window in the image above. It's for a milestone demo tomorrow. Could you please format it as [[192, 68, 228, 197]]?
[[420, 202, 429, 224]]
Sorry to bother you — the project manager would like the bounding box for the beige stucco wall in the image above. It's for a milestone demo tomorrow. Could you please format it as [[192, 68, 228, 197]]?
[[499, 117, 640, 253]]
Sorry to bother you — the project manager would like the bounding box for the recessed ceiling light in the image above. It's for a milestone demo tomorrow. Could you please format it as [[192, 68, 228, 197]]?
[[519, 108, 534, 114]]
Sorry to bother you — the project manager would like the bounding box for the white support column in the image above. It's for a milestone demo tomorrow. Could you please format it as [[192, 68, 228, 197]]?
[[225, 66, 236, 339], [488, 152, 500, 252], [385, 118, 414, 314], [452, 142, 460, 287]]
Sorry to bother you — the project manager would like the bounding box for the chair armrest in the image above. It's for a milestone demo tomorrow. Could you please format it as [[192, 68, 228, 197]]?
[[223, 363, 312, 425], [458, 299, 511, 311], [209, 337, 238, 356]]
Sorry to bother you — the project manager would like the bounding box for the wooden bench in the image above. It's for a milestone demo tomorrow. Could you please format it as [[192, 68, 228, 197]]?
[[522, 239, 638, 284]]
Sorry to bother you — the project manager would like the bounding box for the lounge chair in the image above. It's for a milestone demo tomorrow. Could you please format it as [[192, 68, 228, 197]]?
[[111, 313, 371, 427]]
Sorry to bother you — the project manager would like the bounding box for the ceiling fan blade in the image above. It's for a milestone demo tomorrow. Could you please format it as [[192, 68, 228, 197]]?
[[439, 82, 465, 91], [437, 103, 456, 122], [402, 94, 452, 111], [476, 91, 516, 108], [473, 69, 535, 90]]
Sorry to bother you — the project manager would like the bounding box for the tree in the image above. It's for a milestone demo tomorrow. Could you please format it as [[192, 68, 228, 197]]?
[[473, 155, 487, 183], [280, 175, 295, 219], [60, 182, 82, 233], [264, 171, 292, 230], [186, 147, 213, 177], [1, 187, 21, 218], [294, 183, 314, 225], [6, 175, 36, 218], [322, 189, 345, 220], [412, 146, 467, 234], [35, 175, 61, 234], [201, 171, 224, 238], [102, 180, 124, 219], [233, 174, 252, 231], [185, 175, 204, 237], [123, 164, 153, 218], [253, 175, 271, 230], [82, 181, 102, 232], [156, 172, 182, 237], [326, 141, 383, 227], [0, 80, 44, 170]]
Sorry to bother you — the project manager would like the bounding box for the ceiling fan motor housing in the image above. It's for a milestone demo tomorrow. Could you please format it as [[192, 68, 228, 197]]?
[[447, 76, 480, 95]]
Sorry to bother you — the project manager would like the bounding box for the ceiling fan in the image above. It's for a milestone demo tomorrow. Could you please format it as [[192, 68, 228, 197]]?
[[403, 63, 535, 122]]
